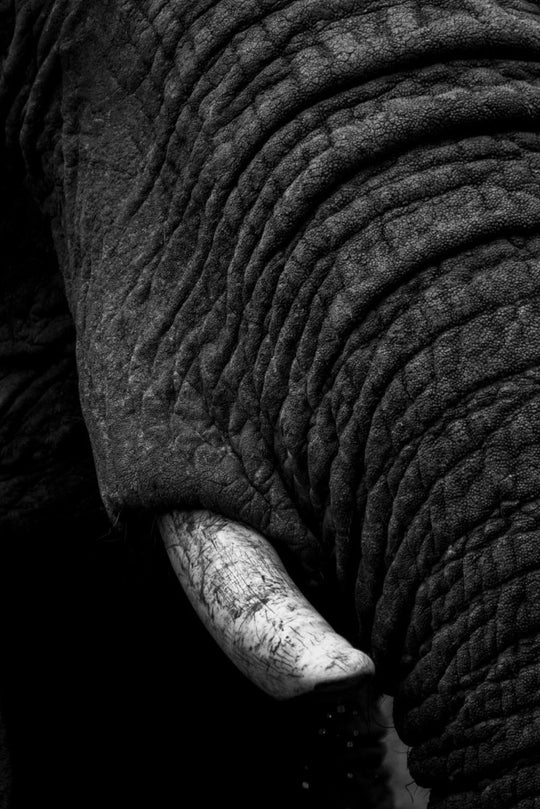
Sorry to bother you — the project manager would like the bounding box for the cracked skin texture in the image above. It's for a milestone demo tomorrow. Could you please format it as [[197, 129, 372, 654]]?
[[3, 0, 540, 805]]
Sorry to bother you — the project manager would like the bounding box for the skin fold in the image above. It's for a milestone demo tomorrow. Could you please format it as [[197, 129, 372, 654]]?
[[2, 0, 540, 806]]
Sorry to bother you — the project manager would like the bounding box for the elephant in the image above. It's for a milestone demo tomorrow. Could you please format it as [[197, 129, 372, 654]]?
[[2, 0, 540, 806]]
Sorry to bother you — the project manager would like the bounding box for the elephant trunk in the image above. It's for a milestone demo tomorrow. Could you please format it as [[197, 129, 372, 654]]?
[[359, 232, 540, 804]]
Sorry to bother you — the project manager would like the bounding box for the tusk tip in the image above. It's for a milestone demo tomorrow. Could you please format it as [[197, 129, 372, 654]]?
[[272, 641, 375, 701]]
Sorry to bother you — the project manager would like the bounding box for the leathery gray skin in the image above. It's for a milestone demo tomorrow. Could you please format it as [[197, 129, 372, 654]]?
[[2, 0, 540, 806]]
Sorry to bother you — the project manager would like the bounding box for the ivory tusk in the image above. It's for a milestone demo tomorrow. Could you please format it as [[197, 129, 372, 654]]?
[[158, 510, 374, 700]]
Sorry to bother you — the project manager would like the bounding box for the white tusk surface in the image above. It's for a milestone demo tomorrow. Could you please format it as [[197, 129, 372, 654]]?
[[158, 510, 374, 700]]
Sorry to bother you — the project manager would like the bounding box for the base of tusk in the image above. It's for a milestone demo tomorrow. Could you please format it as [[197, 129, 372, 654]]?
[[158, 510, 374, 700]]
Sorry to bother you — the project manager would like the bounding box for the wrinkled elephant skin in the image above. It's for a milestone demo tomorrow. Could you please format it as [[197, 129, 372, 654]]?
[[3, 1, 540, 807]]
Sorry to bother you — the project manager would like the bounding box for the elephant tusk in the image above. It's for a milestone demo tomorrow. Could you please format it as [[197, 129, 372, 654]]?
[[158, 510, 374, 700]]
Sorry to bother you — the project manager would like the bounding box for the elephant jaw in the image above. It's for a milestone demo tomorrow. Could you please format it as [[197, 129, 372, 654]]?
[[158, 510, 374, 700]]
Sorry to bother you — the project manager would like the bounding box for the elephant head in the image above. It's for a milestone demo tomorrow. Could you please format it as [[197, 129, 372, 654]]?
[[2, 0, 540, 806]]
